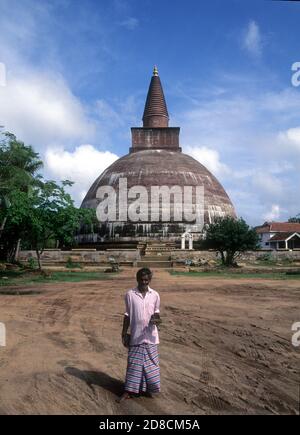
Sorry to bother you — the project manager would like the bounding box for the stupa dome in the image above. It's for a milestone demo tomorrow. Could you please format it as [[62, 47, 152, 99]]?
[[80, 67, 236, 241]]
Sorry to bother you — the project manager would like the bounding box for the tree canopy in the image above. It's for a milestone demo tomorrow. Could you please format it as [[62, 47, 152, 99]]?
[[0, 130, 96, 266], [288, 214, 300, 224], [0, 131, 43, 195], [203, 216, 260, 266]]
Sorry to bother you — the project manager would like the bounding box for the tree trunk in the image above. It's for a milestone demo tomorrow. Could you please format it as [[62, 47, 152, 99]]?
[[7, 241, 17, 263], [36, 249, 42, 270], [13, 239, 21, 262], [0, 216, 7, 239], [226, 251, 235, 267], [220, 251, 225, 265]]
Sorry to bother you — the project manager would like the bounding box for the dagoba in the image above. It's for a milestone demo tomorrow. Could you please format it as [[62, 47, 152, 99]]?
[[80, 67, 236, 242]]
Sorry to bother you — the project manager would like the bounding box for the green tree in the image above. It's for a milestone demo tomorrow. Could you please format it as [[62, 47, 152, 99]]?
[[1, 179, 95, 266], [288, 214, 300, 223], [0, 130, 43, 238], [203, 216, 260, 267], [23, 180, 94, 269], [0, 131, 95, 265], [1, 189, 33, 261]]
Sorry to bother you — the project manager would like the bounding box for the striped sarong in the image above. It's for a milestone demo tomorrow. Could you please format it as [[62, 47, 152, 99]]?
[[125, 343, 160, 394]]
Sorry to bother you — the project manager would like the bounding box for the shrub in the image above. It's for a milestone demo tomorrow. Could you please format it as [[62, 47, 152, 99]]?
[[27, 257, 37, 269], [66, 257, 82, 269]]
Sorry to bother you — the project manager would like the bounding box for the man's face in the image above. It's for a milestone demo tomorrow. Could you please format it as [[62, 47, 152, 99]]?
[[137, 274, 151, 291]]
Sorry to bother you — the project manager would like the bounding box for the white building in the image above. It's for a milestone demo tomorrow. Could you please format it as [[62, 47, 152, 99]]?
[[256, 222, 300, 249]]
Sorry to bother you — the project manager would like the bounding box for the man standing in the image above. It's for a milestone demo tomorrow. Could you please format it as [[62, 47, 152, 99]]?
[[118, 268, 161, 402]]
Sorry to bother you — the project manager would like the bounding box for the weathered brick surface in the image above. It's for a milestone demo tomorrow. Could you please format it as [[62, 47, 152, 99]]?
[[131, 128, 180, 152], [18, 249, 139, 264], [18, 249, 300, 265]]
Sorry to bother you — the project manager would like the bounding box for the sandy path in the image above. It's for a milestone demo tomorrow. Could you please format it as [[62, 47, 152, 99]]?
[[0, 269, 299, 415]]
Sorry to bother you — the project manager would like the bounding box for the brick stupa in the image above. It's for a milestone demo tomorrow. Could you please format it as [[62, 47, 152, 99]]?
[[80, 67, 236, 242]]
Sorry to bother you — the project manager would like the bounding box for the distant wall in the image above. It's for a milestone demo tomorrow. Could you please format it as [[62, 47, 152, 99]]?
[[18, 249, 140, 265], [171, 249, 300, 262], [18, 248, 300, 266]]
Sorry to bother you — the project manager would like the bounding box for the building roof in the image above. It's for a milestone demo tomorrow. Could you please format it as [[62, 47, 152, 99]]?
[[256, 222, 300, 234], [142, 66, 169, 128], [269, 232, 300, 242]]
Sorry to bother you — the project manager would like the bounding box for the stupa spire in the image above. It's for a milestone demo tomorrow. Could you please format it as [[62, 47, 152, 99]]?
[[130, 67, 180, 153], [142, 66, 169, 127]]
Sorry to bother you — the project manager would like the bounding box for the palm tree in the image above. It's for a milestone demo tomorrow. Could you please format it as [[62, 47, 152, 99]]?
[[0, 131, 43, 239]]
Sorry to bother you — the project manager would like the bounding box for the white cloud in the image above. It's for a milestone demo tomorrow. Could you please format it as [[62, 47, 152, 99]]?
[[278, 127, 300, 151], [45, 145, 119, 204], [263, 204, 281, 222], [0, 0, 136, 206], [178, 96, 256, 159], [0, 0, 298, 227], [96, 99, 124, 127], [252, 172, 284, 198], [176, 81, 300, 225], [0, 72, 94, 148], [185, 146, 230, 177], [260, 89, 300, 114], [119, 17, 139, 30], [243, 20, 263, 57]]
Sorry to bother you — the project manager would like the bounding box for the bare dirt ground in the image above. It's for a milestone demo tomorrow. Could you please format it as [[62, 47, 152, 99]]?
[[0, 268, 299, 415]]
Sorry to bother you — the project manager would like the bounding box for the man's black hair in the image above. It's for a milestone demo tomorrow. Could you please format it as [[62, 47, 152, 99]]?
[[136, 268, 152, 281]]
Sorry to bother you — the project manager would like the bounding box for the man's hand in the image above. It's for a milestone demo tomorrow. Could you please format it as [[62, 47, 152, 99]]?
[[149, 313, 162, 326], [122, 333, 130, 348], [121, 315, 130, 347]]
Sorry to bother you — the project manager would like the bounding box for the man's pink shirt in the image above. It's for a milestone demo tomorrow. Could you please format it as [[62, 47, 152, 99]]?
[[124, 286, 160, 346]]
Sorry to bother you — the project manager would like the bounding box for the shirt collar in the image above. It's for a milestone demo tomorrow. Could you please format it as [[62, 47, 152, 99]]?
[[133, 286, 152, 294]]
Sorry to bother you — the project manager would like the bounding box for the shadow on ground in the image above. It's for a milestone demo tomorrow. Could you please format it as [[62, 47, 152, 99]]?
[[65, 367, 124, 397]]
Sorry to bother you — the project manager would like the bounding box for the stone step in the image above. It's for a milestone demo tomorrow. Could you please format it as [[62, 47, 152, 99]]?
[[145, 246, 175, 250], [146, 242, 175, 246], [149, 249, 172, 252], [145, 244, 169, 246], [136, 261, 173, 268], [142, 256, 170, 261]]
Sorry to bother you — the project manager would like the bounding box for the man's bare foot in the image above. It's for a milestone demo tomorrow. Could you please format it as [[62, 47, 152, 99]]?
[[116, 392, 132, 403]]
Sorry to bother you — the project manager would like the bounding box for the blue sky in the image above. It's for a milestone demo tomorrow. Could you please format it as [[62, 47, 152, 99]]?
[[1, 0, 300, 225]]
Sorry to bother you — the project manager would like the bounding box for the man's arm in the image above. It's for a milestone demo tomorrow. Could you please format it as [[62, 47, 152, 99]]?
[[121, 315, 130, 347], [150, 293, 161, 326]]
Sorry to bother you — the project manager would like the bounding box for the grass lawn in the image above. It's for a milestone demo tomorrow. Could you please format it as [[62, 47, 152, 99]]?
[[0, 270, 117, 287], [170, 270, 300, 280]]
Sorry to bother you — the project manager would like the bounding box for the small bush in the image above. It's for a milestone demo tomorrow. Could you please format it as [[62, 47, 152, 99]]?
[[256, 253, 275, 263], [27, 257, 37, 269], [66, 257, 82, 269]]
